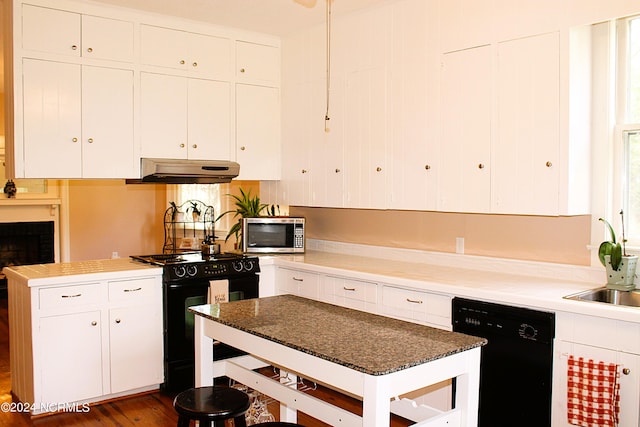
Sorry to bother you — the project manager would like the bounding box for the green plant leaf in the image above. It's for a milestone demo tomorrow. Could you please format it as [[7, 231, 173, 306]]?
[[610, 242, 623, 270], [598, 241, 614, 266], [598, 217, 617, 244]]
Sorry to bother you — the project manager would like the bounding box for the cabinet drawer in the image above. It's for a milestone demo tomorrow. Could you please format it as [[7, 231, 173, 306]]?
[[277, 268, 319, 299], [381, 286, 452, 329], [108, 277, 159, 303], [39, 283, 101, 309]]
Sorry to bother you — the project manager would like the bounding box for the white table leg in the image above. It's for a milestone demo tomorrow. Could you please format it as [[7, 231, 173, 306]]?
[[194, 314, 214, 387], [363, 374, 391, 427], [454, 347, 481, 427]]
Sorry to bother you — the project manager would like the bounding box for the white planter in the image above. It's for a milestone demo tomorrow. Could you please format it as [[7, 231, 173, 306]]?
[[605, 254, 638, 290]]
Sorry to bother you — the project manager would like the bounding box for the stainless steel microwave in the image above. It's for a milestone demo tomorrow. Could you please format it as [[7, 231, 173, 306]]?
[[242, 217, 305, 254]]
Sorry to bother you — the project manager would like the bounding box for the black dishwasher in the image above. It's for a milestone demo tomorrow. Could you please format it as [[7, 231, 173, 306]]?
[[452, 297, 555, 427]]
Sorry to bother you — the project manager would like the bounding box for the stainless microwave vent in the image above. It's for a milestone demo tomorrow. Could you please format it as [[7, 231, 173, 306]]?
[[127, 158, 240, 184]]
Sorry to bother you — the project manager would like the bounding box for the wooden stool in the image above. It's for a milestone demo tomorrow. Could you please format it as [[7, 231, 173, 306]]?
[[173, 386, 250, 427]]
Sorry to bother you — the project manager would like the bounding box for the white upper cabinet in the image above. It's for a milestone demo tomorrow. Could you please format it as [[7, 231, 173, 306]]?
[[492, 32, 560, 215], [236, 41, 280, 86], [140, 72, 231, 161], [439, 45, 492, 213], [236, 84, 281, 180], [22, 60, 135, 178], [140, 24, 231, 79], [21, 4, 134, 62]]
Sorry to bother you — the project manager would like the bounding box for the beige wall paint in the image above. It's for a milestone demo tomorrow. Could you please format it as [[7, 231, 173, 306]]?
[[291, 206, 592, 266], [68, 180, 165, 261]]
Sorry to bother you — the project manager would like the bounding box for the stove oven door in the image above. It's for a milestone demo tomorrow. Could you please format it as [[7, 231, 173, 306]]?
[[163, 275, 258, 392]]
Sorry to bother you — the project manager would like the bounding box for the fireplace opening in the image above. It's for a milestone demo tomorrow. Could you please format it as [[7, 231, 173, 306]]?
[[0, 221, 55, 297]]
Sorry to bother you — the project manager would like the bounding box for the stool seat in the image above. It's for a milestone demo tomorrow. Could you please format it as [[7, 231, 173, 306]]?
[[173, 386, 250, 427]]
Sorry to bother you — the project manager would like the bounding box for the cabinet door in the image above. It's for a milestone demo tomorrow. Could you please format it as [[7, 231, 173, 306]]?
[[492, 32, 560, 215], [82, 66, 135, 177], [553, 341, 640, 427], [141, 25, 188, 70], [140, 73, 188, 159], [236, 84, 281, 180], [21, 4, 80, 56], [187, 78, 232, 160], [439, 45, 492, 213], [236, 41, 280, 85], [109, 305, 164, 393], [189, 32, 231, 79], [81, 15, 134, 62], [344, 67, 389, 209], [141, 25, 231, 79], [40, 312, 103, 403], [22, 59, 82, 178]]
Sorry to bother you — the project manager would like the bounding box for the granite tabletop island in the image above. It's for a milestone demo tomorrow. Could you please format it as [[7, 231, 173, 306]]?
[[190, 294, 487, 427], [191, 294, 486, 375]]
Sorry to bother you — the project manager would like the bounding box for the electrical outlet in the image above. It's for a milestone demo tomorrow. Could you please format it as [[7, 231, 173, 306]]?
[[111, 251, 119, 259], [456, 237, 464, 254]]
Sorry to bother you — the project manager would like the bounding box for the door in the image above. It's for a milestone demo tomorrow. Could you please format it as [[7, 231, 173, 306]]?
[[187, 78, 232, 160], [236, 84, 281, 180], [22, 59, 82, 178], [82, 66, 135, 178], [439, 45, 492, 213], [109, 305, 163, 393], [40, 312, 103, 403], [140, 73, 188, 159]]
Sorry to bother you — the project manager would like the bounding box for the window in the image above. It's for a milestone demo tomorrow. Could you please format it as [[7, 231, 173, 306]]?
[[620, 15, 640, 244], [167, 183, 231, 233]]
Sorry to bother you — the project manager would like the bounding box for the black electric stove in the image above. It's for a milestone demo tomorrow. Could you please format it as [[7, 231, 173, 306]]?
[[130, 251, 260, 392]]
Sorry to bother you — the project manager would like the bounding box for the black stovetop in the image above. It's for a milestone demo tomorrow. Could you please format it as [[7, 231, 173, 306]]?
[[130, 251, 246, 266]]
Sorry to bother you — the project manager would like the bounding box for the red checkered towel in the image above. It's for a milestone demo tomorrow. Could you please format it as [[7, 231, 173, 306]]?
[[567, 355, 620, 427]]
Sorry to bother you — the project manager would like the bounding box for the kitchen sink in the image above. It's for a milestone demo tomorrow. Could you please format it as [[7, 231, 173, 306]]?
[[564, 287, 640, 308]]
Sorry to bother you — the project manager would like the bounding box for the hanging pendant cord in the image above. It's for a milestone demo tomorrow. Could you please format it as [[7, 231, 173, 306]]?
[[324, 0, 332, 132]]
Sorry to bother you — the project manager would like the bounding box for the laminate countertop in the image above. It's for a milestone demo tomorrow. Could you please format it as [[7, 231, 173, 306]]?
[[190, 294, 487, 375]]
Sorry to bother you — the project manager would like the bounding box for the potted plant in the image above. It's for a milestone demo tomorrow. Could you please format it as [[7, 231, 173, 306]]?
[[598, 210, 638, 290], [216, 188, 267, 250]]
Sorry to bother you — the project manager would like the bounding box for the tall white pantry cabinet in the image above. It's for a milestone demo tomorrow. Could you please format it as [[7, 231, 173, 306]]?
[[5, 264, 164, 415], [4, 0, 281, 181]]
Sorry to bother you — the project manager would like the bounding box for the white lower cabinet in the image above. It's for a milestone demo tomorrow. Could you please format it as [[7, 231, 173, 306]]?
[[40, 311, 103, 404], [553, 312, 640, 426], [276, 268, 319, 300], [9, 274, 163, 414], [381, 285, 452, 330], [321, 276, 378, 313]]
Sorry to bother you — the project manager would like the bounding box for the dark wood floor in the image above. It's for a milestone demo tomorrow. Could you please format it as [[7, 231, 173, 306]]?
[[0, 297, 411, 427]]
